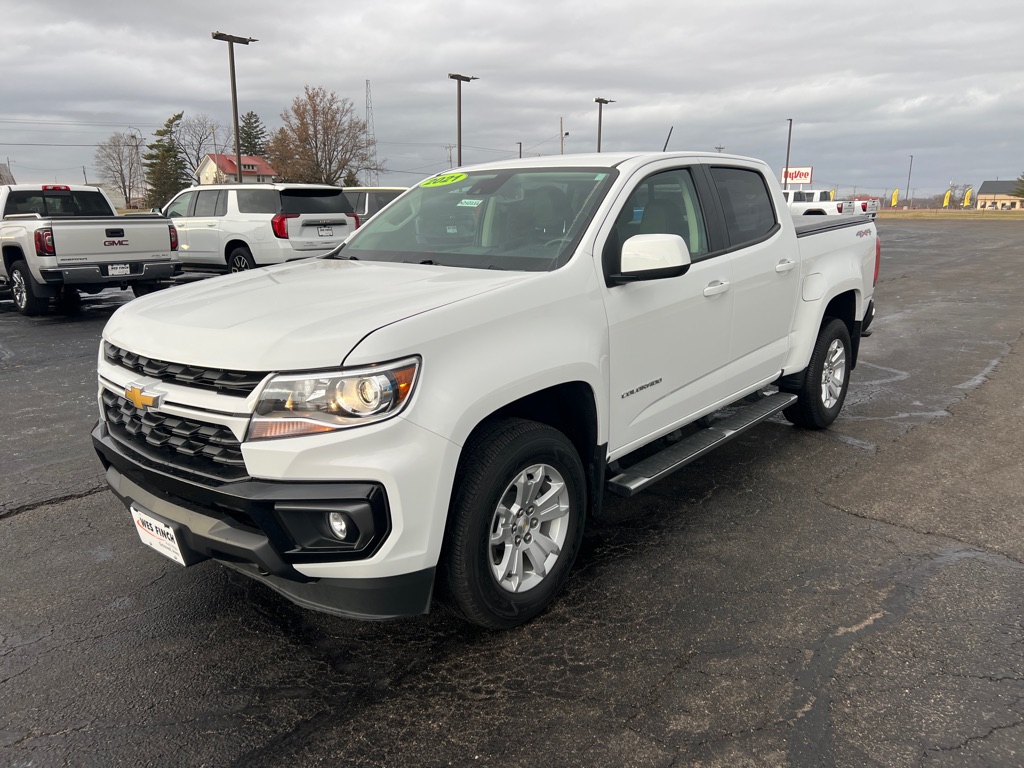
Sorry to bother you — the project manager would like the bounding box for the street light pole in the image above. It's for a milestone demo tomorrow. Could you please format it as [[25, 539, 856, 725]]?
[[783, 118, 793, 190], [905, 155, 914, 209], [594, 97, 614, 152], [212, 31, 257, 184], [448, 73, 478, 167]]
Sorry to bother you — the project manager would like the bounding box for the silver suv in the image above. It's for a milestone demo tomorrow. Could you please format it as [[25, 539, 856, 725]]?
[[162, 183, 356, 271]]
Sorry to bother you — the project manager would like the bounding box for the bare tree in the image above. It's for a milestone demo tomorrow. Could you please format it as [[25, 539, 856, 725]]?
[[94, 130, 145, 208], [265, 85, 384, 185], [175, 113, 222, 182]]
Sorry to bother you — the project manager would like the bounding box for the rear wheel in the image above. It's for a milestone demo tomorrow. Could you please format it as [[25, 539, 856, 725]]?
[[227, 246, 255, 272], [10, 261, 48, 316], [783, 317, 851, 429], [441, 418, 587, 629]]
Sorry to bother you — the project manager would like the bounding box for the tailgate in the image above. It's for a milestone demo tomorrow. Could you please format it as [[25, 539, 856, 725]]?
[[280, 188, 356, 251], [51, 218, 175, 265]]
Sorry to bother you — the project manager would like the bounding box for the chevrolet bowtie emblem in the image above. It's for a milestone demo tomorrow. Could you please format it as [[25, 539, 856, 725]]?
[[125, 383, 164, 411]]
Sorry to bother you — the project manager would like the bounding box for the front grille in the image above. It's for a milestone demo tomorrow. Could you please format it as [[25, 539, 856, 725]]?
[[102, 389, 248, 481], [104, 342, 266, 396]]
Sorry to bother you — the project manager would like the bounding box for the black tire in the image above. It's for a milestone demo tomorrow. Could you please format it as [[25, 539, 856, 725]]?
[[227, 246, 255, 272], [55, 286, 81, 315], [441, 418, 587, 629], [783, 317, 852, 429], [10, 261, 48, 316], [131, 282, 170, 298]]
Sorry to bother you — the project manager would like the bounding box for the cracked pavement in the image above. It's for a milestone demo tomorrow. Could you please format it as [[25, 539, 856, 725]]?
[[1, 220, 1023, 767]]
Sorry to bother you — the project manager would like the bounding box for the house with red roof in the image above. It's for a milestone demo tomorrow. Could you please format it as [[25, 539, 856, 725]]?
[[196, 153, 277, 185]]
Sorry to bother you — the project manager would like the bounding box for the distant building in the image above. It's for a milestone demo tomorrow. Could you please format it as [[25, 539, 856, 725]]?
[[196, 154, 277, 185], [0, 163, 15, 184], [975, 180, 1022, 210]]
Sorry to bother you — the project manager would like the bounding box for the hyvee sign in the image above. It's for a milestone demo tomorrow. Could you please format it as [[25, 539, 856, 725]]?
[[782, 167, 813, 185]]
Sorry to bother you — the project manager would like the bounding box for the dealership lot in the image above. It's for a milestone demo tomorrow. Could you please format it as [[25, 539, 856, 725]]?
[[2, 220, 1022, 767]]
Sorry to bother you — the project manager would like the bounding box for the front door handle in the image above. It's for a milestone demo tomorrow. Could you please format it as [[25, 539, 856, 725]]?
[[703, 280, 731, 297], [775, 259, 797, 273]]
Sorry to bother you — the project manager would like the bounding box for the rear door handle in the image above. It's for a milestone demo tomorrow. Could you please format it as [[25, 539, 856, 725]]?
[[703, 280, 730, 297], [775, 259, 797, 273]]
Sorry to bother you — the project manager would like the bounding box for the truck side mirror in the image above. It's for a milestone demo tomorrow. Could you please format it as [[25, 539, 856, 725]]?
[[611, 234, 691, 284]]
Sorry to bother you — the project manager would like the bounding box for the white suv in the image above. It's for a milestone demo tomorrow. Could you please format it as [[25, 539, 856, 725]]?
[[162, 184, 357, 271]]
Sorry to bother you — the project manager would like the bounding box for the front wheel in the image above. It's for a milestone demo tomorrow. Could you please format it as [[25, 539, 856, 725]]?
[[227, 246, 255, 272], [783, 317, 851, 429], [10, 261, 48, 316], [441, 418, 587, 629]]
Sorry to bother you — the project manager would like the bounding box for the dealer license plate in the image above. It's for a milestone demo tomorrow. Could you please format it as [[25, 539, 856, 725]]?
[[317, 226, 333, 237], [108, 263, 131, 277], [130, 504, 186, 566]]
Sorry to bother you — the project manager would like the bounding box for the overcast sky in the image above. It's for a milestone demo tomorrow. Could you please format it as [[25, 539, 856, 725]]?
[[3, 0, 1021, 199]]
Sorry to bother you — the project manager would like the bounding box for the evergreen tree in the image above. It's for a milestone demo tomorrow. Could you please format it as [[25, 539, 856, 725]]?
[[144, 112, 190, 207], [238, 111, 269, 157], [1011, 172, 1024, 200]]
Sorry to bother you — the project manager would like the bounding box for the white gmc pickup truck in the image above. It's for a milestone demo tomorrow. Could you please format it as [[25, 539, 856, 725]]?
[[782, 189, 879, 218], [0, 184, 180, 315], [92, 152, 880, 629]]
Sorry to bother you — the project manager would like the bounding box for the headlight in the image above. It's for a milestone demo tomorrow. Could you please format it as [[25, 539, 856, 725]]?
[[248, 357, 420, 440]]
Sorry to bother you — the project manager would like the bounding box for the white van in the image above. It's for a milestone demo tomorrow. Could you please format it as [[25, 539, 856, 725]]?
[[341, 187, 406, 223], [162, 184, 356, 271]]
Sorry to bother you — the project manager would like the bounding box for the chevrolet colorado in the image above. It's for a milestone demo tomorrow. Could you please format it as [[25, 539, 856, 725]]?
[[92, 152, 880, 628]]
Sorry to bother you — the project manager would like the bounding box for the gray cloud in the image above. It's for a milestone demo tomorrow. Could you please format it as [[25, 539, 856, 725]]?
[[2, 0, 1019, 197]]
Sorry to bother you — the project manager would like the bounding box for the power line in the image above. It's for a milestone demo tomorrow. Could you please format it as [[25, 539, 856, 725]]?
[[0, 117, 161, 128], [0, 142, 102, 147]]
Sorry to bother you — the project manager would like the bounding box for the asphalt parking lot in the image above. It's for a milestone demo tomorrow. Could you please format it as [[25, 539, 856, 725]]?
[[2, 220, 1023, 767]]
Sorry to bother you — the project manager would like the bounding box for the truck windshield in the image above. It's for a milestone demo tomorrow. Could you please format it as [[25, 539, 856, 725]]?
[[3, 189, 114, 217], [336, 168, 617, 271]]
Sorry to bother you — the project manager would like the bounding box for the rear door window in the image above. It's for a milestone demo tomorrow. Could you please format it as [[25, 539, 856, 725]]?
[[236, 189, 280, 214], [708, 167, 778, 247], [281, 189, 354, 215], [193, 189, 226, 217]]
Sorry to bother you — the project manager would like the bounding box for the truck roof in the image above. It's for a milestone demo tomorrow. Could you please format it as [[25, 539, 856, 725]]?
[[447, 151, 765, 174]]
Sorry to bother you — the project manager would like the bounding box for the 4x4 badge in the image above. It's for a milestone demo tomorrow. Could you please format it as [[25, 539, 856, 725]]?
[[125, 383, 164, 411]]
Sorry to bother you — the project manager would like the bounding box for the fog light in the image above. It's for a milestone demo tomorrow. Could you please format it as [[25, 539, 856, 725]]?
[[327, 512, 349, 540]]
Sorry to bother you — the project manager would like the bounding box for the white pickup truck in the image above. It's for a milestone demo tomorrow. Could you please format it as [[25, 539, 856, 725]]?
[[783, 189, 879, 218], [0, 184, 181, 315], [92, 152, 880, 629]]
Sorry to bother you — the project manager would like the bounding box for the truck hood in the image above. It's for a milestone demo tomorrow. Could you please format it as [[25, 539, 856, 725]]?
[[104, 259, 534, 371]]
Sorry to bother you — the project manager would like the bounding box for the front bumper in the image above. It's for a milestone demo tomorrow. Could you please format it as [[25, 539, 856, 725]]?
[[92, 421, 434, 620]]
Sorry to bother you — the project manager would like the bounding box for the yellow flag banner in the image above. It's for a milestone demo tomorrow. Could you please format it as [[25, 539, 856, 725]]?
[[943, 190, 952, 208], [963, 188, 973, 208], [829, 189, 836, 201], [891, 189, 899, 207]]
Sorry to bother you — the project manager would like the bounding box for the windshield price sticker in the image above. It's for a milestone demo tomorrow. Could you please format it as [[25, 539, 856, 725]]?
[[457, 199, 483, 207], [421, 173, 467, 188]]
